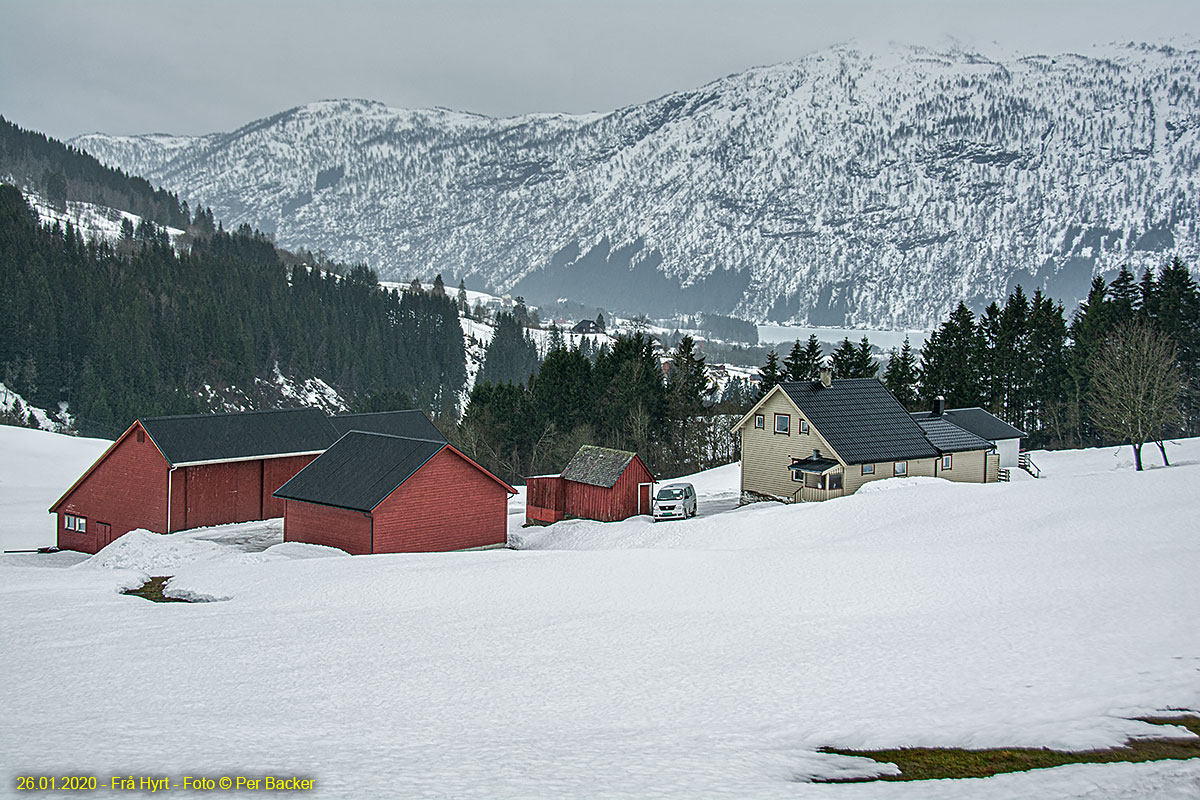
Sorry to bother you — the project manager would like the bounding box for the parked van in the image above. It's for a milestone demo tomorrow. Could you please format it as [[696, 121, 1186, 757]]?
[[653, 483, 696, 521]]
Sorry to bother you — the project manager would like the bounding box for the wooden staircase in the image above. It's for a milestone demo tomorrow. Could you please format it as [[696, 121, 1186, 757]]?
[[1018, 452, 1041, 478]]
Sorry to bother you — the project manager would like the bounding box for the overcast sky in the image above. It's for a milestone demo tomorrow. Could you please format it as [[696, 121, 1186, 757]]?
[[3, 0, 1198, 140]]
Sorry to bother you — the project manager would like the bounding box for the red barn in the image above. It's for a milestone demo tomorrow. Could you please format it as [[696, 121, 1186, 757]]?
[[274, 432, 516, 554], [49, 408, 338, 553], [525, 445, 655, 524]]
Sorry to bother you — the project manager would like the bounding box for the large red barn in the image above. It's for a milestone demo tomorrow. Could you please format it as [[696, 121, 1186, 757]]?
[[49, 408, 448, 554], [274, 431, 516, 554], [525, 445, 655, 524], [49, 408, 338, 553]]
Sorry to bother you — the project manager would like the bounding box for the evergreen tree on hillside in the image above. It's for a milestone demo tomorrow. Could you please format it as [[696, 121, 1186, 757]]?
[[593, 333, 667, 455], [477, 312, 539, 387], [853, 337, 878, 378], [457, 280, 468, 315], [883, 337, 920, 410]]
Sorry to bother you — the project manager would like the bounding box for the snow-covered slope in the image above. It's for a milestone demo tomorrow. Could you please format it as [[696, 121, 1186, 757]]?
[[72, 41, 1200, 327], [2, 427, 1199, 797]]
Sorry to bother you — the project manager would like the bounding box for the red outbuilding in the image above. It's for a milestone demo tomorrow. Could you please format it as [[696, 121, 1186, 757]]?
[[49, 408, 343, 553], [49, 408, 449, 554], [274, 431, 516, 554], [525, 445, 655, 524]]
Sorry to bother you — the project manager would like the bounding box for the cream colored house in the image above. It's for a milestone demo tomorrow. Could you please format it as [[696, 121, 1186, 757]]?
[[734, 370, 999, 502]]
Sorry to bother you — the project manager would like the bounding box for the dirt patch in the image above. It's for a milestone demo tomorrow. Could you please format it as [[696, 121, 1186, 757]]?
[[814, 715, 1200, 782], [121, 576, 193, 603]]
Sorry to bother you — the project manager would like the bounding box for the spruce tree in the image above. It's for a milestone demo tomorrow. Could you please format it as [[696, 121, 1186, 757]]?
[[783, 335, 823, 381], [756, 349, 784, 398], [830, 338, 858, 378], [456, 280, 468, 315], [883, 337, 920, 409]]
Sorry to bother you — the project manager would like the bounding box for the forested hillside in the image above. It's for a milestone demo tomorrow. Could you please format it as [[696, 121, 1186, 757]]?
[[0, 116, 189, 229], [0, 186, 464, 437]]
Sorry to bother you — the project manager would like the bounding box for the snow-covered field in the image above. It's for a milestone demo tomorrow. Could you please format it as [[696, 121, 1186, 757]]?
[[2, 426, 1199, 798]]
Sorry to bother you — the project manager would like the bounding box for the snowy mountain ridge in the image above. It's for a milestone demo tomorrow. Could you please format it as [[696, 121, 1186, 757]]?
[[71, 41, 1200, 328]]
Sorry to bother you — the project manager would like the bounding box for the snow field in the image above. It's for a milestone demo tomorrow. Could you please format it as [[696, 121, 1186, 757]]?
[[1, 429, 1199, 797]]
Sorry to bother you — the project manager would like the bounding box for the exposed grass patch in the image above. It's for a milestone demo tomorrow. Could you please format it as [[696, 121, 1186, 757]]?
[[815, 715, 1200, 782], [121, 576, 192, 603]]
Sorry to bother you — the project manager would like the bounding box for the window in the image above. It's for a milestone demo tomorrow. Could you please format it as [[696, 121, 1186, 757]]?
[[804, 473, 822, 489], [774, 414, 790, 435], [136, 429, 145, 443], [942, 454, 953, 470], [861, 463, 875, 475], [754, 414, 764, 429], [829, 473, 843, 491], [800, 419, 809, 435], [791, 468, 803, 483], [894, 461, 908, 476], [64, 514, 86, 532], [64, 515, 76, 531]]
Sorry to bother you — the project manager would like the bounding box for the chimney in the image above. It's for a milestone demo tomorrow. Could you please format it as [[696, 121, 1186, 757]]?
[[933, 396, 945, 416], [819, 366, 832, 388]]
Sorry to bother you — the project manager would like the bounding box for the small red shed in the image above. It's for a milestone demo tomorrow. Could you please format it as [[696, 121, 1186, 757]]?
[[49, 408, 338, 554], [274, 432, 516, 554], [525, 445, 655, 524]]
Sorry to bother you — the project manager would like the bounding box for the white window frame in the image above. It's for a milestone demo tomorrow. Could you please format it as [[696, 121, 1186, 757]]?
[[861, 463, 875, 475], [942, 454, 953, 470], [754, 414, 764, 429], [64, 514, 76, 531], [800, 419, 809, 435], [76, 516, 86, 533], [774, 413, 790, 435], [894, 461, 908, 477]]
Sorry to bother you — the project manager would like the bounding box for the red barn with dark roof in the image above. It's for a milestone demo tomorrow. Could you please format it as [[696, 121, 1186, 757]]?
[[274, 432, 516, 554], [525, 445, 655, 524], [49, 408, 448, 554]]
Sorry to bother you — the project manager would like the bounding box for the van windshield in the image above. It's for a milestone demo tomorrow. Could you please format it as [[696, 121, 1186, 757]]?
[[657, 488, 684, 500]]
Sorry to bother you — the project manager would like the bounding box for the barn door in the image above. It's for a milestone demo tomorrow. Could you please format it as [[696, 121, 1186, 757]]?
[[637, 482, 653, 515], [96, 522, 112, 548]]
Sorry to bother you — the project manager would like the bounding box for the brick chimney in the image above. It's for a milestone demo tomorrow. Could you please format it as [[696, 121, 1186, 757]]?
[[933, 396, 945, 416], [819, 366, 832, 388]]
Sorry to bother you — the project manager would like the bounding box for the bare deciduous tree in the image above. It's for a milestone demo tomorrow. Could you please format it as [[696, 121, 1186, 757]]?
[[1088, 322, 1182, 471]]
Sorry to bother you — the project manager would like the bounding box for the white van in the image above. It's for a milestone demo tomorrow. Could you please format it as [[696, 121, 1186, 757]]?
[[653, 483, 696, 521]]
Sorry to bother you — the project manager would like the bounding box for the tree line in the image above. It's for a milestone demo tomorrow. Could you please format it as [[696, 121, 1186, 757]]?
[[0, 186, 465, 437], [456, 328, 741, 485]]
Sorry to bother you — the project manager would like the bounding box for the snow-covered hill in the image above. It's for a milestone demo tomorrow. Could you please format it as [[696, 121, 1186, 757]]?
[[72, 41, 1200, 328], [3, 426, 1199, 796]]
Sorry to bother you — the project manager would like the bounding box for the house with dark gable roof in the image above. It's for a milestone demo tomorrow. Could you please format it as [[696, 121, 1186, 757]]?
[[525, 445, 655, 524], [50, 408, 451, 554], [275, 432, 515, 554], [734, 369, 1000, 503]]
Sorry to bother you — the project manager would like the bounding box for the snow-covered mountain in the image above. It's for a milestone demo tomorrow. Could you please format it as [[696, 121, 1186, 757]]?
[[72, 41, 1200, 328]]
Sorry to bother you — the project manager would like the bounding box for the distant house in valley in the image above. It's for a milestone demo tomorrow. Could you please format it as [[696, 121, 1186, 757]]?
[[910, 401, 1026, 467], [50, 408, 450, 554], [571, 319, 602, 335], [274, 432, 515, 554], [526, 445, 655, 524], [734, 369, 999, 503]]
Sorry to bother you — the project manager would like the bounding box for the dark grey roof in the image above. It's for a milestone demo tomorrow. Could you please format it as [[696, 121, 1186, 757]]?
[[910, 408, 1027, 440], [778, 379, 941, 465], [560, 445, 638, 488], [330, 411, 446, 442], [789, 456, 840, 474], [916, 418, 996, 453], [274, 432, 447, 512], [140, 408, 337, 465]]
